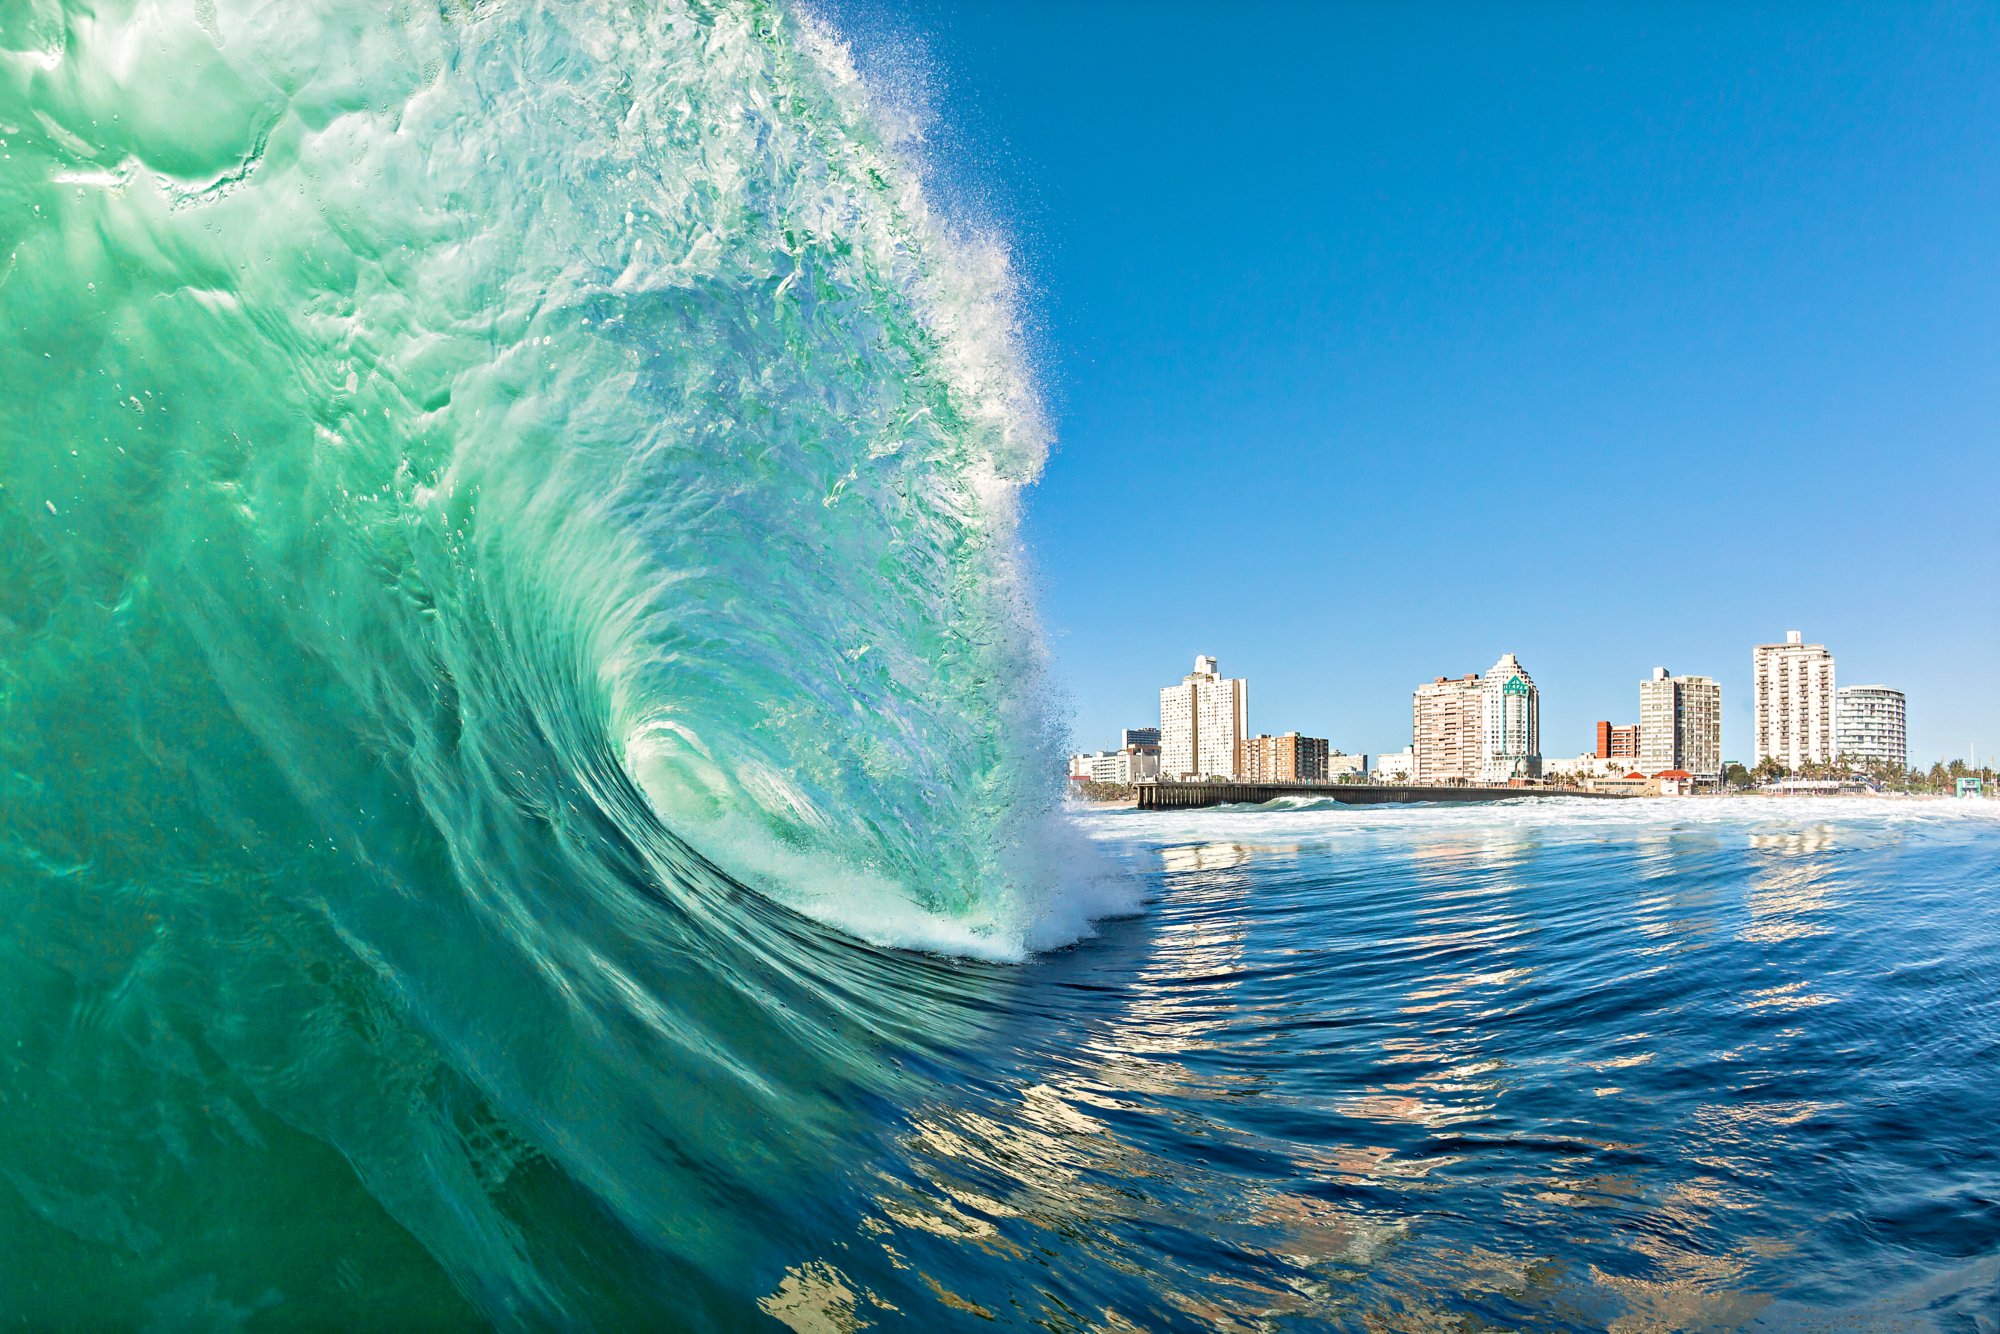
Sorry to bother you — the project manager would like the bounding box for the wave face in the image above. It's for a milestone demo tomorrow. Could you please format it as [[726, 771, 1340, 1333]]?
[[4, 0, 1076, 953], [0, 0, 1119, 1323]]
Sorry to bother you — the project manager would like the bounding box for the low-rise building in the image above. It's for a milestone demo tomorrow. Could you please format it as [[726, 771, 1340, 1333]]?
[[1372, 749, 1415, 782], [1068, 744, 1162, 785], [1584, 773, 1658, 796], [1543, 753, 1638, 782], [1326, 751, 1368, 778], [1655, 768, 1696, 796]]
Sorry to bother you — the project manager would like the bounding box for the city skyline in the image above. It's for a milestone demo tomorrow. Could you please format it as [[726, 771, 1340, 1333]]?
[[1070, 628, 1955, 773], [827, 3, 2000, 769]]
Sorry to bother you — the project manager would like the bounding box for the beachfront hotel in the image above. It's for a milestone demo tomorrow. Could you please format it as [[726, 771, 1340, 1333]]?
[[1753, 630, 1837, 768], [1638, 667, 1723, 780], [1837, 685, 1908, 769], [1478, 654, 1542, 782], [1160, 655, 1250, 779]]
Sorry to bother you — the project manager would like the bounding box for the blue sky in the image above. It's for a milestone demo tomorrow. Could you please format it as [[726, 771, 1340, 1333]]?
[[834, 2, 1999, 765]]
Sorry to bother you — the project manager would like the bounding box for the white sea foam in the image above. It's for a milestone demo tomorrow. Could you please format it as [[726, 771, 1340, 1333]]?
[[1074, 794, 2000, 854]]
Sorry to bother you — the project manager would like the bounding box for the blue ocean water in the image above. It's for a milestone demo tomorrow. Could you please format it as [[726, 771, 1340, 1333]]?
[[1021, 797, 2000, 1331], [426, 791, 1997, 1330]]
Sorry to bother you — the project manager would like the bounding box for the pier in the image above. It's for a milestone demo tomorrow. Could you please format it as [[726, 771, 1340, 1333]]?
[[1134, 781, 1636, 811]]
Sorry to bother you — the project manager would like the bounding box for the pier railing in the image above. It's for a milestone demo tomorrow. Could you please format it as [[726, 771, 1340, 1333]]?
[[1134, 781, 1634, 811]]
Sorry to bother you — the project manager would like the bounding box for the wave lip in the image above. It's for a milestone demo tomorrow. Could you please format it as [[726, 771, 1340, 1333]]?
[[0, 0, 1125, 1323]]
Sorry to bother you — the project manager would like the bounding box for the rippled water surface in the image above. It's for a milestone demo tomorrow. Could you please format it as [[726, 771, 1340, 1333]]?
[[800, 796, 2000, 1331]]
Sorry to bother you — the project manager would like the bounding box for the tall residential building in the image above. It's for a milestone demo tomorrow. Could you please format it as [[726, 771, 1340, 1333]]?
[[1159, 655, 1249, 779], [1594, 721, 1642, 760], [1837, 685, 1907, 770], [1413, 656, 1543, 783], [1478, 653, 1542, 782], [1413, 674, 1483, 783], [1242, 733, 1330, 782], [1637, 667, 1722, 779], [1753, 630, 1836, 768]]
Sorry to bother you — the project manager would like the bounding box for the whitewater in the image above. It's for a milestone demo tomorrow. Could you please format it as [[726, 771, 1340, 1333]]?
[[7, 0, 2000, 1328]]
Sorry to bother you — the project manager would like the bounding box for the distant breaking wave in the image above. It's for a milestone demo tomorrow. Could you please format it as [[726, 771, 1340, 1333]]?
[[0, 0, 1126, 1322]]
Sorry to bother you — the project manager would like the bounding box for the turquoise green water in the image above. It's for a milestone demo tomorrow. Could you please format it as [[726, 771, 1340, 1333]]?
[[0, 0, 1110, 1323]]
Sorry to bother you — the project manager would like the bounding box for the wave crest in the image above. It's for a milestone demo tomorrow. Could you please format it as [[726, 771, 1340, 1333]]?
[[0, 0, 1127, 1322]]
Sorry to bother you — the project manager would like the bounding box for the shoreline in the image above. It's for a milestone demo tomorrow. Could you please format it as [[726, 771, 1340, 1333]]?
[[1067, 788, 1991, 812]]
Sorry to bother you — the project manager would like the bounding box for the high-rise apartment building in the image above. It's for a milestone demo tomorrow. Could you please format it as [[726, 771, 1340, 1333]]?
[[1753, 630, 1836, 768], [1836, 685, 1907, 770], [1637, 667, 1722, 780], [1413, 674, 1482, 783], [1594, 721, 1642, 760], [1159, 655, 1249, 779], [1414, 654, 1544, 783], [1479, 654, 1542, 782], [1241, 733, 1330, 782]]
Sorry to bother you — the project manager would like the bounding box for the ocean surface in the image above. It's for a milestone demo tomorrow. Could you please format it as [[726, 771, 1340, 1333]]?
[[6, 0, 2000, 1328], [8, 786, 2000, 1328]]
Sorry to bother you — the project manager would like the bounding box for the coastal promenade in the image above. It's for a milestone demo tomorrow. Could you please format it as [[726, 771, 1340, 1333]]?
[[1135, 781, 1636, 811]]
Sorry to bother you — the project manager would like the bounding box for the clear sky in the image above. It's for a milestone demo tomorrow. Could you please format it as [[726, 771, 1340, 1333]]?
[[831, 2, 2000, 766]]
